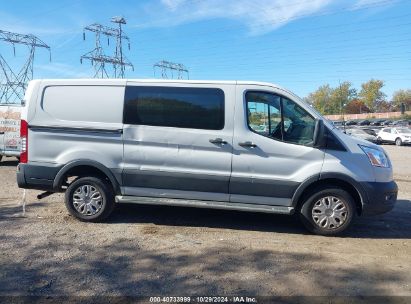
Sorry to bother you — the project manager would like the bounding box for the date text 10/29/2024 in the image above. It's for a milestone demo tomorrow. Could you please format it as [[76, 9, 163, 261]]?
[[149, 296, 257, 303]]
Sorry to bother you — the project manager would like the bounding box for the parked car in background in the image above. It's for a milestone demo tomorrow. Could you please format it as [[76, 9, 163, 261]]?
[[377, 127, 411, 146], [382, 120, 393, 126], [370, 119, 384, 126], [0, 103, 23, 162], [332, 120, 345, 127], [345, 120, 358, 126], [358, 119, 371, 126], [347, 128, 378, 143], [361, 128, 378, 137], [392, 120, 410, 127]]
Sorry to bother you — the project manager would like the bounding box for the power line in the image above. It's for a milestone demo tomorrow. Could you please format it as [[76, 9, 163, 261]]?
[[0, 29, 50, 104], [153, 60, 189, 79], [155, 38, 411, 68], [135, 18, 411, 62], [80, 16, 134, 78]]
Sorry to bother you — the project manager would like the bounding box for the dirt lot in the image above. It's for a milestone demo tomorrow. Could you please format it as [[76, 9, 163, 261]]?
[[0, 145, 410, 298]]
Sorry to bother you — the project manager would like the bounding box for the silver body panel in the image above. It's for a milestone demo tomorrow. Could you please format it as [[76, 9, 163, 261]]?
[[27, 80, 125, 173]]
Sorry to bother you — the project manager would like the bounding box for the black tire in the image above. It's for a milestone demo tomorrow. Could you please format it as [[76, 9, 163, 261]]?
[[395, 138, 402, 146], [0, 155, 2, 163], [65, 176, 115, 222], [377, 137, 382, 144], [299, 187, 356, 236]]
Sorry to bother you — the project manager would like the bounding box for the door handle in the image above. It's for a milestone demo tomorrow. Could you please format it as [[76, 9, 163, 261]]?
[[209, 138, 228, 145], [239, 141, 257, 148]]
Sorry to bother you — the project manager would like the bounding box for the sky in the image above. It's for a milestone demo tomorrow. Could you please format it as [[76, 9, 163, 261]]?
[[0, 0, 410, 99]]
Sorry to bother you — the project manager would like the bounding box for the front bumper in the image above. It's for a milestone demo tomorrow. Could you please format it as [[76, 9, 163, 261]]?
[[360, 181, 398, 216]]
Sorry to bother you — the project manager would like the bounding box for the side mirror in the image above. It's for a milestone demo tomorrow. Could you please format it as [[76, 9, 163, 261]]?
[[313, 119, 326, 148]]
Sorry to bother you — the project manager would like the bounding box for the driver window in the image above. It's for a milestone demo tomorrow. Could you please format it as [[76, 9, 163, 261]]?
[[246, 91, 315, 146], [282, 97, 316, 145], [247, 92, 282, 141]]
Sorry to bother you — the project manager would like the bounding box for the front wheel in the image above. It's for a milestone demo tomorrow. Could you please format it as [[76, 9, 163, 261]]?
[[65, 176, 115, 222], [299, 187, 356, 236], [395, 138, 402, 146]]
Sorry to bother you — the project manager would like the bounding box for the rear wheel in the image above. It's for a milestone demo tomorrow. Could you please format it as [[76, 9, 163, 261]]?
[[65, 176, 115, 222], [299, 187, 356, 236], [395, 138, 402, 146], [376, 137, 382, 144]]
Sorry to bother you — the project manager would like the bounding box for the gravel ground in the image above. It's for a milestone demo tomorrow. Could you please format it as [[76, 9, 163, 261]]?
[[0, 145, 410, 298]]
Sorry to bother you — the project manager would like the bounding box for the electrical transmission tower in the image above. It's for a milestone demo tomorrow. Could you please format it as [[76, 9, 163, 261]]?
[[153, 60, 189, 79], [0, 30, 50, 104], [81, 16, 134, 78]]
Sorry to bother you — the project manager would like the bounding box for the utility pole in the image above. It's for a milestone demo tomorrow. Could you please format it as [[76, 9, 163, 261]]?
[[81, 17, 133, 78], [0, 30, 50, 104], [153, 60, 189, 79]]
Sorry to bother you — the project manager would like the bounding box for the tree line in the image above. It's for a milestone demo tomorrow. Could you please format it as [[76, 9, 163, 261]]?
[[304, 79, 411, 115]]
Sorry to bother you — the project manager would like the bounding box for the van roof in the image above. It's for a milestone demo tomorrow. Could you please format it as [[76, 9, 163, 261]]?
[[33, 78, 298, 98], [34, 78, 287, 90]]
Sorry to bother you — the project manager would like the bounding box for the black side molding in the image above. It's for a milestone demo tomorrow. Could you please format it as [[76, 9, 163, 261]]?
[[29, 125, 123, 135]]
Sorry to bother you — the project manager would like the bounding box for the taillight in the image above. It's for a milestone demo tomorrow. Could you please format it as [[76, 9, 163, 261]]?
[[20, 119, 28, 163]]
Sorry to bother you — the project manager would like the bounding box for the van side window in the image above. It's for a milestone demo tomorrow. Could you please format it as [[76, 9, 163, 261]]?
[[246, 92, 316, 145], [124, 86, 225, 130], [281, 97, 316, 145], [247, 92, 282, 141]]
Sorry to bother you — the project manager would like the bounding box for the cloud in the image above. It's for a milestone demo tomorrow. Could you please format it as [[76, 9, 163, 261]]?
[[135, 0, 334, 35], [352, 0, 399, 9], [161, 0, 187, 11]]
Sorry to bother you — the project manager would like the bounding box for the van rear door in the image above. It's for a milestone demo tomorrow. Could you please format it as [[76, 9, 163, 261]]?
[[122, 82, 235, 201]]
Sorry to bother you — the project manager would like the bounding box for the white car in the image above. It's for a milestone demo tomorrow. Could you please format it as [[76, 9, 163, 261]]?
[[377, 127, 411, 146]]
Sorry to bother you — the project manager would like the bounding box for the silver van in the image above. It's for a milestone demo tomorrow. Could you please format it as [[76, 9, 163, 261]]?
[[17, 79, 397, 235]]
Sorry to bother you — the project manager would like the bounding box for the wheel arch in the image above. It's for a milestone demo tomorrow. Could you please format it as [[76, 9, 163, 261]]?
[[292, 173, 367, 215], [53, 160, 121, 194]]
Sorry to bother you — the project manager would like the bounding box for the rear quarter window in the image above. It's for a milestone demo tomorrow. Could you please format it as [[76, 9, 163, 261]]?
[[41, 85, 124, 123]]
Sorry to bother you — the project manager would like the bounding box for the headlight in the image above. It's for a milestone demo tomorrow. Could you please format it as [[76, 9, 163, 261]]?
[[359, 145, 389, 168]]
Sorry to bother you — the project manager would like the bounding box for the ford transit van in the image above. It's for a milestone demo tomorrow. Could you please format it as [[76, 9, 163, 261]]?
[[17, 79, 398, 235]]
